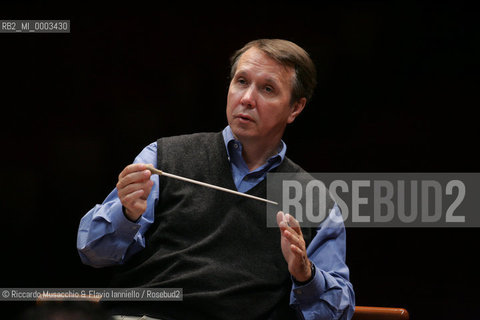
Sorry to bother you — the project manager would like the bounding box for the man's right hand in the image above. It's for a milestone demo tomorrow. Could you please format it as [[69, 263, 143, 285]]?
[[117, 163, 154, 221]]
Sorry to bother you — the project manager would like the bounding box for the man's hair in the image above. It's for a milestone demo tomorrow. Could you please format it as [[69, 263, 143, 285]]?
[[229, 39, 317, 104]]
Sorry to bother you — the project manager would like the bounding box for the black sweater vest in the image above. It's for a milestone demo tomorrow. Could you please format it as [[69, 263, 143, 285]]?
[[110, 132, 312, 320]]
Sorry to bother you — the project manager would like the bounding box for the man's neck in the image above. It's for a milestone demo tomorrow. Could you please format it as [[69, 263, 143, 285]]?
[[241, 139, 282, 172]]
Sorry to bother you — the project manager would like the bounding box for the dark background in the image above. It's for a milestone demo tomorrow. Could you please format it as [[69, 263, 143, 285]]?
[[1, 1, 478, 319]]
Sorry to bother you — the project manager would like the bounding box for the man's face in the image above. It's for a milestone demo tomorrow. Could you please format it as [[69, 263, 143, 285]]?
[[226, 47, 305, 145]]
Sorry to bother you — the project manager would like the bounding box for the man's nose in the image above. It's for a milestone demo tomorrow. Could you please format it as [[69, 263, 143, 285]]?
[[240, 85, 256, 109]]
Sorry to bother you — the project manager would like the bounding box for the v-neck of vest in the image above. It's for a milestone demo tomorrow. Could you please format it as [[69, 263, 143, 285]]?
[[214, 132, 291, 196]]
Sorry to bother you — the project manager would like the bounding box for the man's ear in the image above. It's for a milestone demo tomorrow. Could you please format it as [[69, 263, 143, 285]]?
[[287, 97, 307, 124]]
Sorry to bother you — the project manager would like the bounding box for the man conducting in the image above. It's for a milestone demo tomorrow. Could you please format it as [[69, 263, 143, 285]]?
[[77, 39, 355, 320]]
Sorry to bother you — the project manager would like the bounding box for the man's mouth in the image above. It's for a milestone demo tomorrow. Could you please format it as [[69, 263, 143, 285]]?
[[236, 113, 254, 122]]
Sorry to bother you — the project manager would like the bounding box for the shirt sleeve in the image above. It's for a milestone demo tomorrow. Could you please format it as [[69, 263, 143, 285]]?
[[76, 142, 160, 268], [290, 204, 356, 320]]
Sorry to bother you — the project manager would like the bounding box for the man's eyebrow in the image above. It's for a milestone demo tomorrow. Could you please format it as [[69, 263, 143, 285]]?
[[233, 70, 281, 86], [264, 76, 280, 85], [235, 70, 281, 84], [234, 70, 248, 78]]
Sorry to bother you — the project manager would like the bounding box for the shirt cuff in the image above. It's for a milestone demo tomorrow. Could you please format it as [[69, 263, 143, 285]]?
[[291, 264, 326, 304]]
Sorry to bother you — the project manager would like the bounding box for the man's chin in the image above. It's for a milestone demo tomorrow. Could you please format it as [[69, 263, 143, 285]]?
[[230, 126, 257, 142]]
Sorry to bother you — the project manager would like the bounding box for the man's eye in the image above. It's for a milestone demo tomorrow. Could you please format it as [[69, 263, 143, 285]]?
[[265, 86, 274, 93], [237, 78, 247, 85]]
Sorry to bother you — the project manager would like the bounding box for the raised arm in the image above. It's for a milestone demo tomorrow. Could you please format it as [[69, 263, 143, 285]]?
[[76, 142, 159, 267]]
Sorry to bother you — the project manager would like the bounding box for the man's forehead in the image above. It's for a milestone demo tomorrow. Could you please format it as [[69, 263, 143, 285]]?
[[235, 47, 295, 82]]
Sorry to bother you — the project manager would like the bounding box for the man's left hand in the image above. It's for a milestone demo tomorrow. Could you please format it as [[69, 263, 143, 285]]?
[[276, 211, 312, 283]]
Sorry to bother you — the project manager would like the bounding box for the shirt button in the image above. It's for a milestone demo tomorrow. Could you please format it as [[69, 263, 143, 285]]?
[[233, 143, 238, 149], [296, 289, 303, 295]]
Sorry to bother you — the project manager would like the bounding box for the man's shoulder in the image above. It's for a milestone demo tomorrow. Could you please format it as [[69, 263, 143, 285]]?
[[279, 156, 307, 173]]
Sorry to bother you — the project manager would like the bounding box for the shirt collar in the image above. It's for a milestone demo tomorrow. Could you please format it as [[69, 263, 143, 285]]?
[[222, 125, 287, 164]]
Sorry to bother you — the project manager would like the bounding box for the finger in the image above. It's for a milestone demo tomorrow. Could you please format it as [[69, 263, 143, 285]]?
[[280, 219, 300, 238], [286, 213, 303, 237], [121, 189, 145, 208], [283, 229, 305, 250], [142, 179, 154, 200], [117, 169, 152, 190], [276, 211, 286, 227], [290, 244, 305, 257], [280, 222, 299, 242], [118, 163, 148, 179], [118, 181, 152, 200]]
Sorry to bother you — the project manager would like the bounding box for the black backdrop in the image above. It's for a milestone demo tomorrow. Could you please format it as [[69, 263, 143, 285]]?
[[1, 1, 479, 319]]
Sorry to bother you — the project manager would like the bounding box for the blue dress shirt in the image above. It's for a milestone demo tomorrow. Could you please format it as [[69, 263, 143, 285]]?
[[77, 126, 355, 320]]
